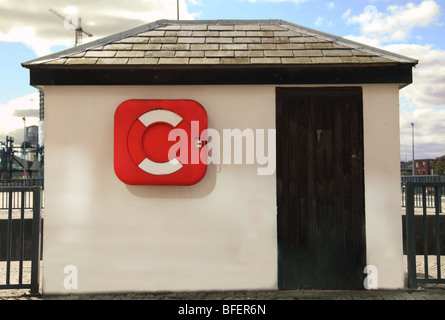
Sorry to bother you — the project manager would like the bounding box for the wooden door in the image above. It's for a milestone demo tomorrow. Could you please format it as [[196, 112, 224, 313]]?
[[276, 87, 366, 289]]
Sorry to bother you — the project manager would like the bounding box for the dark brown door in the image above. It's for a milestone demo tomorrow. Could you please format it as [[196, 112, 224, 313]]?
[[276, 87, 366, 289]]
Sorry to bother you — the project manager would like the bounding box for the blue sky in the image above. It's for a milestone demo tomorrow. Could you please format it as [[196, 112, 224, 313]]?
[[0, 0, 444, 160]]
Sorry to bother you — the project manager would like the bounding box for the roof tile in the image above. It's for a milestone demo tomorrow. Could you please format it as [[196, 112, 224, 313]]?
[[175, 50, 205, 58], [132, 44, 162, 50], [148, 37, 178, 44], [281, 57, 312, 64], [264, 50, 294, 57], [311, 56, 343, 64], [260, 25, 287, 31], [114, 37, 148, 44], [248, 43, 277, 50], [208, 25, 234, 31], [65, 58, 98, 65], [191, 44, 220, 51], [115, 51, 145, 58], [251, 57, 281, 64], [322, 49, 353, 56], [158, 57, 190, 64], [235, 25, 261, 31], [293, 50, 323, 57], [189, 57, 220, 64], [234, 37, 261, 44], [282, 57, 312, 64], [220, 31, 247, 37], [165, 31, 193, 37], [97, 58, 129, 64], [127, 57, 159, 64], [235, 50, 264, 57], [145, 51, 175, 58], [177, 37, 206, 44], [181, 25, 208, 31], [84, 51, 116, 58], [103, 44, 133, 51], [205, 50, 235, 58], [220, 57, 251, 64], [206, 37, 233, 44]]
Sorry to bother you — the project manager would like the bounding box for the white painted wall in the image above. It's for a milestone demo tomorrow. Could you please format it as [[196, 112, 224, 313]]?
[[43, 85, 278, 294], [42, 84, 404, 294], [362, 84, 405, 289]]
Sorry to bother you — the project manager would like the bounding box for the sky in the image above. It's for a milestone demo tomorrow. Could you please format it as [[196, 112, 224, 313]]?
[[0, 0, 444, 161]]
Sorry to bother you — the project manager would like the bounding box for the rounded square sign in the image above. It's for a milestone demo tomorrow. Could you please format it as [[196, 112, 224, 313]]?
[[114, 99, 208, 185]]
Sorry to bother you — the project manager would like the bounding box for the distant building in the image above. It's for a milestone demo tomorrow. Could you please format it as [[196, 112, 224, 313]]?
[[414, 155, 445, 175], [26, 125, 39, 147], [401, 161, 413, 175]]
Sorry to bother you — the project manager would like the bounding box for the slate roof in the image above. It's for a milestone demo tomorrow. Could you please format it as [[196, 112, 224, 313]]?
[[22, 19, 418, 67]]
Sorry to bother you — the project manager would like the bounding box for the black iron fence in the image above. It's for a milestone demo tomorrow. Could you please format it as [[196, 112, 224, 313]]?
[[0, 186, 42, 294], [405, 182, 445, 290], [0, 180, 44, 210], [401, 176, 444, 210], [0, 179, 44, 188]]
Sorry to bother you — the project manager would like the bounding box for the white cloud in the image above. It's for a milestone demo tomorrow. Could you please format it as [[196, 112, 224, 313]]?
[[187, 0, 203, 5], [385, 43, 445, 109], [314, 16, 324, 27], [326, 2, 335, 10], [400, 105, 445, 160], [342, 1, 445, 159], [390, 43, 445, 159], [0, 0, 197, 56], [345, 0, 441, 44], [0, 92, 40, 143]]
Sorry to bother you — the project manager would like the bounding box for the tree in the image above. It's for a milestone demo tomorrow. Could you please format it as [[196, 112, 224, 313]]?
[[433, 157, 445, 175]]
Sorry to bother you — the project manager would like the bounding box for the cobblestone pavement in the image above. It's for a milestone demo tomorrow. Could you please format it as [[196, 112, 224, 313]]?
[[1, 284, 438, 301], [0, 286, 444, 300], [1, 258, 445, 300]]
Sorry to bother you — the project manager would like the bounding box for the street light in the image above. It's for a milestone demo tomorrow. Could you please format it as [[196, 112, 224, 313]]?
[[23, 117, 26, 179], [411, 122, 415, 176]]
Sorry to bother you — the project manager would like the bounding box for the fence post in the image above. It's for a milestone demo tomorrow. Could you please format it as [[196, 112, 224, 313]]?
[[30, 186, 42, 295], [405, 182, 418, 290]]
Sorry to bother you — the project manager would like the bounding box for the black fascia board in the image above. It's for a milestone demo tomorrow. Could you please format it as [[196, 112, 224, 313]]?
[[28, 63, 414, 86]]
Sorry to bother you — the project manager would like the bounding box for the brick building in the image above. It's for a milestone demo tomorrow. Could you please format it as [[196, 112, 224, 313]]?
[[414, 155, 445, 175]]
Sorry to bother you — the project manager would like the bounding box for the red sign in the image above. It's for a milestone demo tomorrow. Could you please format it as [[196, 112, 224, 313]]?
[[114, 100, 208, 185]]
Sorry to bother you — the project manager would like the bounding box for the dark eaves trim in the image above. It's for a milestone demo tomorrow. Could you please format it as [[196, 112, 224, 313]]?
[[27, 63, 414, 88]]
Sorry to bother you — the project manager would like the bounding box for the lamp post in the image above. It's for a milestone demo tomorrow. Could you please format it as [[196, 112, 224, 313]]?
[[411, 122, 415, 176], [23, 117, 26, 179], [177, 0, 180, 20]]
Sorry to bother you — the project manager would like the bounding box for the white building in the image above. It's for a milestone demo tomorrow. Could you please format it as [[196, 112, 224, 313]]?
[[22, 19, 417, 294]]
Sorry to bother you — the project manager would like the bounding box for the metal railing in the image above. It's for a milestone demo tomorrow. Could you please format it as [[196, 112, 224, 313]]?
[[0, 180, 44, 210], [0, 179, 44, 188], [405, 182, 445, 290], [401, 176, 444, 210], [0, 186, 42, 294]]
